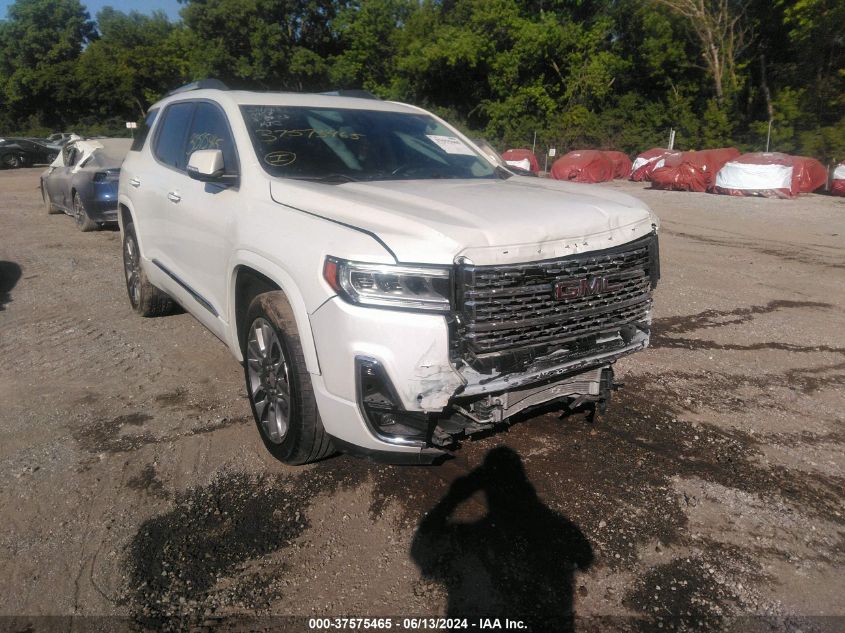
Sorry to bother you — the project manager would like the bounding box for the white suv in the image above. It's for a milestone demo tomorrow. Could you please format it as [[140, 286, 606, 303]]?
[[118, 81, 660, 465]]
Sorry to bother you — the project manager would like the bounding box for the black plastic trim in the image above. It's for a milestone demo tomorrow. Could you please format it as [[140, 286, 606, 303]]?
[[166, 79, 228, 96], [355, 356, 428, 448]]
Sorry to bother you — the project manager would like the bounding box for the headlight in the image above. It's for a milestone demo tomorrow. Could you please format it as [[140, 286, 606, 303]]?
[[323, 257, 452, 312]]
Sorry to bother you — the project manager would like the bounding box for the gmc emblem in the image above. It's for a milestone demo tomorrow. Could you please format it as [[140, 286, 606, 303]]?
[[554, 275, 622, 300]]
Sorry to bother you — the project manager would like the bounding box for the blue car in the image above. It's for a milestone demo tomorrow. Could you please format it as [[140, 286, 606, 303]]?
[[40, 138, 132, 231]]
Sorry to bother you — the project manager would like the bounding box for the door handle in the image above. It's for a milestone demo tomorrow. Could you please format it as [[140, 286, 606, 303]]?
[[129, 178, 141, 188], [167, 191, 181, 203]]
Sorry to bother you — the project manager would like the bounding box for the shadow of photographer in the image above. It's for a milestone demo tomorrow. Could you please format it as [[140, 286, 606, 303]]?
[[411, 447, 593, 632], [0, 261, 22, 311]]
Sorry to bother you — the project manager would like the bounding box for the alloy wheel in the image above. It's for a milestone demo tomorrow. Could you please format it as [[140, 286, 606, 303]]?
[[246, 318, 291, 444], [123, 232, 141, 307], [73, 194, 85, 226]]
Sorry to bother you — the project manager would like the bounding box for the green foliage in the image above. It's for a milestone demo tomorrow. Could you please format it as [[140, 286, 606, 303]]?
[[799, 115, 845, 164], [0, 0, 842, 162], [701, 100, 734, 148], [0, 0, 96, 126]]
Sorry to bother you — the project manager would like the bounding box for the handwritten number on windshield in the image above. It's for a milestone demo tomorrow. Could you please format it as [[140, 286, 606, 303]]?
[[255, 128, 364, 143]]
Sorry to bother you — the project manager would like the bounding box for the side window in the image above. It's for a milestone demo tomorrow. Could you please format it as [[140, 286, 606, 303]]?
[[185, 102, 238, 175], [153, 102, 195, 170], [130, 108, 159, 152], [64, 145, 79, 167]]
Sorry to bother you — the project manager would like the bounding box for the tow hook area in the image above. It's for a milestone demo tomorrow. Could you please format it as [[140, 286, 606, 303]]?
[[431, 366, 620, 447]]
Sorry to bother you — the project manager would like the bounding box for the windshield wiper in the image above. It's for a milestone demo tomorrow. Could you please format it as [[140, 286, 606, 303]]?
[[286, 173, 360, 184]]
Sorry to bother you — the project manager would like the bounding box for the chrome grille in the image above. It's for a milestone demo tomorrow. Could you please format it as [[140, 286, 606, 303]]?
[[455, 233, 658, 368]]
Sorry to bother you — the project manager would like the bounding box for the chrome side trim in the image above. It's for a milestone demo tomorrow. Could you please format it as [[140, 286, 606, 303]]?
[[151, 259, 218, 317]]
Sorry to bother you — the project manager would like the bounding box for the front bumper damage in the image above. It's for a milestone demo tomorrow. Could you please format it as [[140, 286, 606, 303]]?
[[355, 326, 647, 453], [310, 231, 658, 463]]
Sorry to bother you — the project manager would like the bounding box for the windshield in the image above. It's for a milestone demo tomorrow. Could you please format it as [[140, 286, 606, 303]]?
[[241, 105, 496, 182]]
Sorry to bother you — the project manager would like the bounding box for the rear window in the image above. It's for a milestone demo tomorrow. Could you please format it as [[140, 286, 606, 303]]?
[[130, 108, 159, 152]]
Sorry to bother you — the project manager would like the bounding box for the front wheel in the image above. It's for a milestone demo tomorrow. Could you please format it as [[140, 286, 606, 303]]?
[[244, 292, 334, 465], [73, 192, 98, 232], [122, 222, 174, 317]]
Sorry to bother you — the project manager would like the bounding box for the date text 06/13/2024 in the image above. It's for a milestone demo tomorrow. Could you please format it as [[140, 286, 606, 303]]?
[[308, 618, 528, 630]]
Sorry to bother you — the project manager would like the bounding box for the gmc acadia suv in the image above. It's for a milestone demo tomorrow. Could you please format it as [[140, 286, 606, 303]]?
[[118, 81, 660, 465]]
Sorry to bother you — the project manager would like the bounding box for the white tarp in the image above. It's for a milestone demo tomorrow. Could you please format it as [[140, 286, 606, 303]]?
[[715, 161, 793, 190], [505, 158, 531, 171], [631, 156, 650, 171]]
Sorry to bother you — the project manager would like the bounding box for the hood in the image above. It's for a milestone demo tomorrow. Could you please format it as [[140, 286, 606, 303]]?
[[269, 176, 658, 265]]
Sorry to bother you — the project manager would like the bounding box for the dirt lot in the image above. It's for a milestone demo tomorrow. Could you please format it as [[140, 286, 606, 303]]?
[[1, 167, 843, 632]]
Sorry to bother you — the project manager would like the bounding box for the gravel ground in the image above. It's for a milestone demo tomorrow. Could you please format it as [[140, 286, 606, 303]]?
[[0, 168, 843, 632]]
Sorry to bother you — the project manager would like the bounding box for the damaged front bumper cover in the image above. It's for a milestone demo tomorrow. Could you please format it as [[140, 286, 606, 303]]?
[[352, 328, 648, 460]]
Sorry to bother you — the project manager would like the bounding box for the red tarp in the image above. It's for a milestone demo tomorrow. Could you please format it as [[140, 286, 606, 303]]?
[[650, 147, 741, 192], [791, 156, 827, 194], [549, 150, 615, 183], [832, 162, 845, 196], [630, 148, 678, 181], [712, 152, 827, 198], [501, 148, 540, 173], [603, 151, 633, 179]]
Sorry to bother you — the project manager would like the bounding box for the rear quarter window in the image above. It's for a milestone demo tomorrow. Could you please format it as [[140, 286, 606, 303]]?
[[130, 108, 159, 152]]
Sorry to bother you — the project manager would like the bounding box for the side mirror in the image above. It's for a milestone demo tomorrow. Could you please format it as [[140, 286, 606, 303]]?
[[187, 149, 226, 182]]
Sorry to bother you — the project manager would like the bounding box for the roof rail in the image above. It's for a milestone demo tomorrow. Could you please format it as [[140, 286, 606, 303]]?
[[167, 79, 229, 97], [320, 89, 381, 100]]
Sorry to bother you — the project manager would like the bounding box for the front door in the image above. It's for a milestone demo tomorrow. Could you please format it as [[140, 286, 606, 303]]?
[[155, 101, 240, 337]]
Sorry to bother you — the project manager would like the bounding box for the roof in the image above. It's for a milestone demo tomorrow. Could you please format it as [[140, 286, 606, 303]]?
[[153, 89, 423, 116]]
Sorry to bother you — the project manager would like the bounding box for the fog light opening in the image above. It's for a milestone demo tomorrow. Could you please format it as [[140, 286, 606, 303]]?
[[356, 357, 430, 446]]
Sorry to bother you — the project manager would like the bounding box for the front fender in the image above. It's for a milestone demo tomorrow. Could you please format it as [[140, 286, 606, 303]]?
[[227, 250, 323, 375]]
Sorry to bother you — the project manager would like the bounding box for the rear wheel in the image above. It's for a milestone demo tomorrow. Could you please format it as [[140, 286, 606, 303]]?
[[42, 183, 61, 215], [244, 292, 334, 465], [122, 222, 174, 317], [73, 192, 98, 232], [1, 153, 21, 169]]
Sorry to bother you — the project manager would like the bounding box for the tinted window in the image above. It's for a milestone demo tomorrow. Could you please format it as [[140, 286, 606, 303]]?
[[130, 108, 158, 152], [240, 105, 495, 182], [185, 102, 238, 175], [154, 102, 194, 170]]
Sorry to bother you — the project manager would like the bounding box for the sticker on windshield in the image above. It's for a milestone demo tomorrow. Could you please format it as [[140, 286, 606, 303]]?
[[425, 135, 475, 156]]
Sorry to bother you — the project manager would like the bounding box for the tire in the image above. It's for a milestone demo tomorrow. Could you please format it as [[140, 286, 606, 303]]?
[[73, 191, 98, 232], [122, 222, 174, 317], [42, 183, 61, 215], [243, 292, 334, 465], [1, 153, 21, 169]]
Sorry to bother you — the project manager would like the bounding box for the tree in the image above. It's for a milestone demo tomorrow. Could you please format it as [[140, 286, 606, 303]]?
[[0, 0, 96, 126], [653, 0, 750, 103], [177, 0, 347, 90], [330, 0, 413, 94], [75, 8, 189, 120]]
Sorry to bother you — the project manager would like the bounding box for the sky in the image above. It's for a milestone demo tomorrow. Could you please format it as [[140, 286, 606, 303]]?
[[0, 0, 183, 21]]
